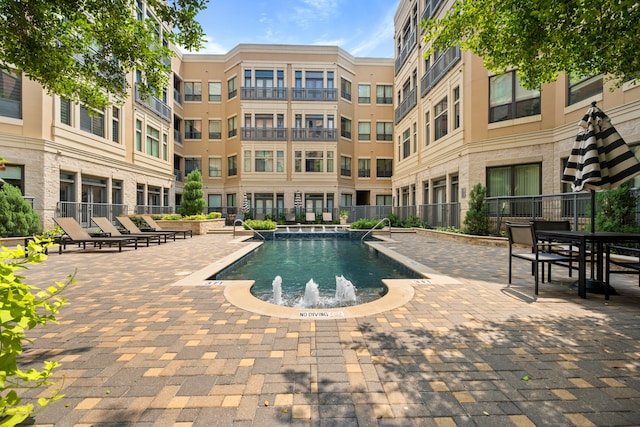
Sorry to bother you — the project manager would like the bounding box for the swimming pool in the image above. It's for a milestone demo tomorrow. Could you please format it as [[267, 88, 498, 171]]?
[[214, 238, 420, 308]]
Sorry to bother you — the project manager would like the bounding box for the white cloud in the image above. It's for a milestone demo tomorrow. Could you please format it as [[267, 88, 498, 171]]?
[[349, 3, 396, 57], [196, 38, 229, 55]]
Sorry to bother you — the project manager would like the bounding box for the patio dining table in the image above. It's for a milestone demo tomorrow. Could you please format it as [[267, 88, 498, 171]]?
[[535, 230, 640, 299]]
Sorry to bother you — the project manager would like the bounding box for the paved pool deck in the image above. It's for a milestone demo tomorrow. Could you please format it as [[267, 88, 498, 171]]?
[[13, 229, 640, 426]]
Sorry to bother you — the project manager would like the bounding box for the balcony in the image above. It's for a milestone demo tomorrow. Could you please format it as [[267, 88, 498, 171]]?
[[135, 85, 171, 122], [421, 0, 446, 23], [394, 88, 417, 124], [241, 87, 288, 100], [421, 46, 461, 97], [394, 28, 417, 75], [292, 128, 337, 141], [291, 88, 337, 101], [241, 127, 288, 141]]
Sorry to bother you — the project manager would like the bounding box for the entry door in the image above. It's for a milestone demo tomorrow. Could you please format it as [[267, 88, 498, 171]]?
[[81, 183, 106, 226]]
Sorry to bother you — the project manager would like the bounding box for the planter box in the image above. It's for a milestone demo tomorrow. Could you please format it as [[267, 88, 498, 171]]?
[[155, 219, 225, 235]]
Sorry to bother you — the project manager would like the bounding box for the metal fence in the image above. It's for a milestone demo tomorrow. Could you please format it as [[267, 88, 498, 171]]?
[[56, 202, 128, 228]]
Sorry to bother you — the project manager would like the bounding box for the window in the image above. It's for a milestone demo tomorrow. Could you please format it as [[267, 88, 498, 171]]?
[[185, 119, 202, 139], [0, 69, 21, 119], [208, 157, 222, 177], [162, 133, 168, 161], [376, 84, 392, 104], [185, 157, 201, 175], [376, 159, 393, 178], [305, 151, 324, 172], [358, 122, 370, 141], [568, 74, 603, 106], [146, 125, 160, 157], [376, 194, 392, 205], [184, 82, 202, 102], [227, 155, 237, 176], [358, 84, 370, 103], [60, 98, 71, 125], [228, 116, 237, 138], [208, 194, 222, 210], [243, 150, 252, 172], [255, 150, 274, 172], [434, 97, 448, 140], [111, 107, 120, 143], [208, 119, 221, 139], [340, 156, 351, 177], [341, 116, 351, 138], [453, 86, 460, 129], [424, 111, 430, 146], [173, 74, 182, 104], [358, 158, 370, 178], [489, 70, 540, 122], [228, 76, 237, 99], [208, 82, 221, 102], [376, 122, 393, 141], [80, 106, 104, 137], [0, 164, 24, 192], [341, 78, 351, 101], [402, 128, 411, 159], [487, 163, 541, 197], [277, 150, 285, 172], [135, 119, 142, 151]]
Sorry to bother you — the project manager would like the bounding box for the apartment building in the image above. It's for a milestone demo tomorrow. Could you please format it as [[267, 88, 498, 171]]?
[[394, 0, 640, 227]]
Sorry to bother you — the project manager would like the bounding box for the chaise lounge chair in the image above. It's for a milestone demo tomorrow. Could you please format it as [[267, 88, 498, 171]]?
[[53, 217, 139, 253], [139, 215, 193, 238], [91, 217, 166, 246], [116, 216, 177, 241], [322, 212, 333, 224]]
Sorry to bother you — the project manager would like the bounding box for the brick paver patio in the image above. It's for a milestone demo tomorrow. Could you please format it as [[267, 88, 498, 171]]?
[[14, 230, 640, 426]]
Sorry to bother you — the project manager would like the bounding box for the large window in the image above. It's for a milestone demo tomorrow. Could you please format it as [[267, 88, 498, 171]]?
[[358, 122, 370, 141], [185, 157, 201, 175], [208, 119, 221, 139], [376, 122, 393, 141], [341, 116, 351, 139], [341, 78, 351, 101], [358, 158, 370, 178], [80, 106, 105, 137], [208, 82, 221, 102], [208, 157, 222, 177], [376, 158, 392, 178], [0, 69, 21, 119], [376, 84, 392, 104], [185, 119, 202, 139], [568, 75, 603, 106], [487, 163, 541, 197], [146, 125, 160, 157], [434, 97, 448, 140], [358, 84, 371, 103], [340, 156, 351, 177], [227, 155, 237, 176], [489, 71, 540, 123], [184, 82, 202, 102]]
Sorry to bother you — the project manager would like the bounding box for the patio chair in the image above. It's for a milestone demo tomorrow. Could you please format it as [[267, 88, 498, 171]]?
[[285, 212, 296, 224], [91, 217, 165, 246], [53, 217, 138, 253], [139, 215, 192, 238], [531, 220, 579, 276], [305, 212, 316, 223], [322, 212, 333, 224], [507, 222, 573, 295], [605, 245, 640, 298], [116, 216, 177, 241]]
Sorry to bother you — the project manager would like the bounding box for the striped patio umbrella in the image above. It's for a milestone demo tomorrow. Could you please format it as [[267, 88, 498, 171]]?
[[562, 102, 640, 231], [241, 192, 249, 214]]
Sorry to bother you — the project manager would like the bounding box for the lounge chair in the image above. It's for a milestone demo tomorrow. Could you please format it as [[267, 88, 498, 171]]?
[[305, 212, 316, 223], [285, 212, 296, 224], [91, 217, 165, 246], [139, 215, 193, 238], [53, 217, 138, 253], [322, 212, 333, 224], [116, 216, 177, 241]]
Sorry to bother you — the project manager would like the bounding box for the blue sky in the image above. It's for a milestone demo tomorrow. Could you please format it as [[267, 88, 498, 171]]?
[[193, 0, 400, 58]]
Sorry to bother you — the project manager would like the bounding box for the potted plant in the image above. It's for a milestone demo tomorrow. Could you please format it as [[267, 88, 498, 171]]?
[[340, 209, 349, 225]]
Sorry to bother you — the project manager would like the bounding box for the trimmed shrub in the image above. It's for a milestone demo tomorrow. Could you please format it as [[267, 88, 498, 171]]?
[[0, 184, 41, 237], [177, 170, 206, 216], [463, 183, 490, 235]]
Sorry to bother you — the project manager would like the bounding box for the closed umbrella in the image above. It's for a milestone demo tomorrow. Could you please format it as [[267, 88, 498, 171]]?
[[241, 192, 249, 214], [562, 102, 640, 232], [294, 191, 302, 214]]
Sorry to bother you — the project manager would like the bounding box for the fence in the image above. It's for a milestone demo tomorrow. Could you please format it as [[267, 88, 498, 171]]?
[[56, 202, 128, 228]]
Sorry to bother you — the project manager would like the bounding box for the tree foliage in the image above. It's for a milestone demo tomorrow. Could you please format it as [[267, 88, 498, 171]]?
[[0, 0, 207, 109], [177, 169, 206, 216], [0, 184, 41, 238], [422, 0, 640, 89], [595, 181, 640, 232], [0, 238, 72, 425], [463, 183, 490, 235]]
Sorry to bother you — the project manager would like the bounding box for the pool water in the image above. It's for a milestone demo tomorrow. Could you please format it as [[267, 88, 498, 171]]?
[[215, 239, 419, 307]]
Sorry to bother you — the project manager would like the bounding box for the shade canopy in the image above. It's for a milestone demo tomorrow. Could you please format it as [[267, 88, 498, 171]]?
[[562, 103, 640, 192]]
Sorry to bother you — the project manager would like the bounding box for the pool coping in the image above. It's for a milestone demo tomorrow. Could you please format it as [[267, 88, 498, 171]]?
[[170, 236, 462, 319]]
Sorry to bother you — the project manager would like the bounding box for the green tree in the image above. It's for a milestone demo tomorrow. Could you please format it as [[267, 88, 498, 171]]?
[[463, 183, 490, 235], [422, 0, 639, 89], [178, 169, 206, 216], [0, 184, 41, 238], [595, 181, 640, 232], [1, 239, 72, 425], [0, 0, 207, 110]]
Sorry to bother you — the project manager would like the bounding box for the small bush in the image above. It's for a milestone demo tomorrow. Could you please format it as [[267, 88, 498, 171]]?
[[350, 218, 385, 230], [243, 219, 277, 230], [160, 214, 182, 221], [177, 170, 206, 216], [0, 184, 41, 237], [463, 183, 490, 235]]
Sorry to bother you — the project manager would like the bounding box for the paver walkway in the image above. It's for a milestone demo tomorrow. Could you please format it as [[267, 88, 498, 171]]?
[[13, 230, 640, 426]]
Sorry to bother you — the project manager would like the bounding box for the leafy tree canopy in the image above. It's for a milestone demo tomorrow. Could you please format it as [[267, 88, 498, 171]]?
[[0, 0, 207, 109], [422, 0, 639, 89]]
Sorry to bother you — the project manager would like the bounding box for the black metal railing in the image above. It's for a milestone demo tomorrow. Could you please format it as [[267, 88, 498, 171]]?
[[241, 127, 288, 140], [394, 88, 417, 123], [241, 87, 288, 100]]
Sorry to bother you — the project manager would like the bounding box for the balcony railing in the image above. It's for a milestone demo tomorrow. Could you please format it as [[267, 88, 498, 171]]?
[[394, 27, 417, 75], [241, 87, 288, 100], [421, 46, 461, 97], [291, 128, 338, 141], [174, 169, 183, 181], [134, 205, 175, 215], [173, 89, 182, 105], [421, 0, 446, 23], [291, 88, 337, 101], [174, 129, 182, 144], [56, 202, 128, 228], [134, 85, 172, 122], [394, 88, 417, 123], [241, 127, 288, 140]]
